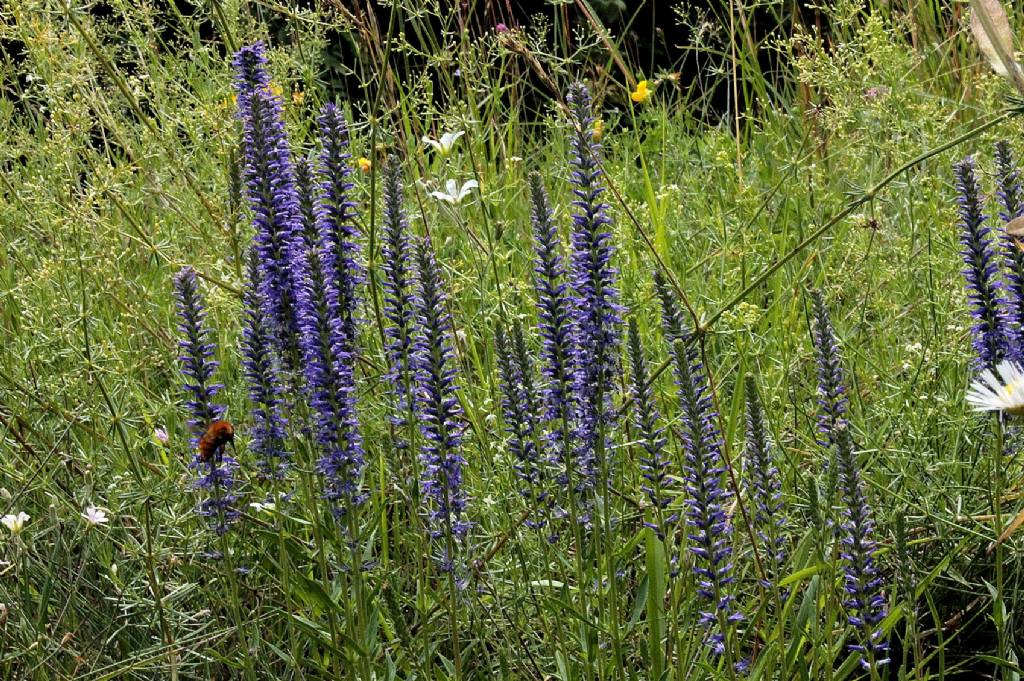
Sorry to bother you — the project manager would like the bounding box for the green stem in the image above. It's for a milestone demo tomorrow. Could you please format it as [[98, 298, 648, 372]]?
[[219, 525, 255, 681], [994, 415, 1006, 680]]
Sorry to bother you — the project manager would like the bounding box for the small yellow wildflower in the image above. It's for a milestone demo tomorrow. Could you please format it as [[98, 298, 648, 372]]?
[[357, 157, 372, 174], [630, 80, 651, 104], [269, 82, 283, 98], [292, 89, 305, 105], [592, 119, 604, 142]]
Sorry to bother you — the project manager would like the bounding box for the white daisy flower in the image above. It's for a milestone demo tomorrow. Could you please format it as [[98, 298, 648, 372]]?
[[966, 360, 1024, 415]]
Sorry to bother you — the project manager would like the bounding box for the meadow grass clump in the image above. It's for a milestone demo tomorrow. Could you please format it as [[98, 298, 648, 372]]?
[[12, 1, 1024, 679]]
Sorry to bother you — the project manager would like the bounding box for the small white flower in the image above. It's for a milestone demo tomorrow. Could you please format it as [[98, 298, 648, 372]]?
[[1, 512, 30, 536], [966, 360, 1024, 415], [429, 179, 478, 205], [82, 506, 109, 526], [153, 427, 169, 445], [249, 501, 277, 513], [422, 130, 465, 156]]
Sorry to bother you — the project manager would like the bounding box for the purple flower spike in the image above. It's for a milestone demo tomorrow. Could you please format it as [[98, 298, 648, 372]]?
[[173, 267, 237, 535], [295, 156, 321, 252], [496, 322, 548, 531], [811, 290, 849, 454], [173, 267, 224, 440], [566, 81, 623, 493], [316, 103, 362, 348], [194, 456, 241, 536], [241, 250, 289, 478], [292, 158, 365, 516], [413, 237, 471, 573], [743, 377, 787, 593], [995, 141, 1024, 361], [233, 42, 302, 367], [810, 291, 889, 670], [653, 269, 689, 344], [627, 319, 677, 544], [955, 156, 1009, 370], [671, 338, 742, 657], [529, 172, 574, 482], [381, 156, 419, 453]]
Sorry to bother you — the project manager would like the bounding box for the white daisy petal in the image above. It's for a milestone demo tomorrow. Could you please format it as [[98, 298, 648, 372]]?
[[967, 361, 1024, 413]]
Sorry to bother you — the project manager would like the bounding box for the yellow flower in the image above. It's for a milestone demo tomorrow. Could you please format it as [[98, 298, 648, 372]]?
[[269, 82, 283, 98], [357, 157, 372, 174], [292, 89, 305, 105], [592, 119, 604, 142], [630, 80, 651, 104]]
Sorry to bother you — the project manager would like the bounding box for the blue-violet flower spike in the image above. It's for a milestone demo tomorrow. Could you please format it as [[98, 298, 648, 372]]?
[[232, 42, 302, 367], [627, 319, 677, 543], [995, 141, 1024, 360], [173, 267, 237, 535], [241, 250, 289, 478], [672, 338, 742, 657], [955, 156, 1008, 370], [566, 81, 623, 493], [414, 237, 471, 575], [810, 292, 889, 670]]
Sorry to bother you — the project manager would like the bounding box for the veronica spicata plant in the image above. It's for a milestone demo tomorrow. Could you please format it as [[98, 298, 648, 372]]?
[[316, 103, 362, 347], [495, 322, 548, 532], [810, 290, 889, 670], [743, 377, 786, 592], [529, 172, 574, 490], [565, 81, 623, 494], [414, 237, 471, 575], [994, 141, 1024, 359], [627, 319, 676, 542], [671, 338, 742, 662], [289, 114, 366, 517], [241, 250, 289, 479], [233, 42, 302, 367], [653, 269, 689, 344], [380, 154, 420, 494], [955, 156, 1009, 370], [173, 266, 238, 535]]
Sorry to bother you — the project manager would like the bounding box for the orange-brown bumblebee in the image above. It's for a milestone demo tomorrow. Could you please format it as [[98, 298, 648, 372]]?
[[198, 420, 234, 463]]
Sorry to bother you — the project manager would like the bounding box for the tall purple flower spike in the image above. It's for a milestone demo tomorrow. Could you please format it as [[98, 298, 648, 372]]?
[[233, 42, 302, 368], [173, 267, 238, 535], [810, 290, 889, 670], [672, 338, 742, 658], [413, 237, 471, 578], [994, 141, 1024, 362], [241, 249, 289, 478], [381, 155, 419, 473], [955, 156, 1008, 370], [316, 104, 363, 348], [529, 172, 574, 496], [496, 322, 548, 532], [743, 376, 786, 593], [566, 81, 623, 495], [289, 106, 367, 517], [627, 319, 677, 544]]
